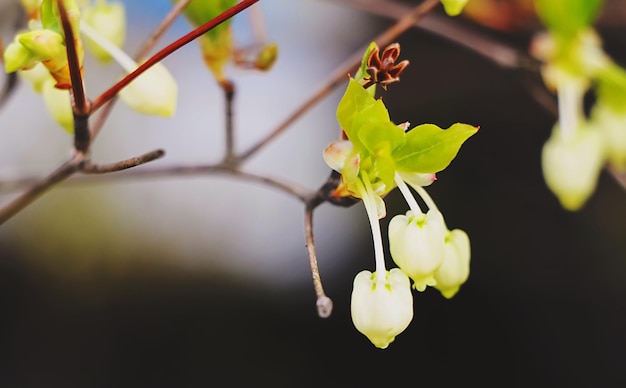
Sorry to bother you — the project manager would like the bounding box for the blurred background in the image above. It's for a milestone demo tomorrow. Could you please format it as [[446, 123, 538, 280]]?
[[1, 0, 626, 386]]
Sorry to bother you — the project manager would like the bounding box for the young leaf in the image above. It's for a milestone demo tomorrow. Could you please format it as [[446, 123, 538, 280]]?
[[393, 123, 477, 173], [336, 78, 390, 150], [534, 0, 603, 38]]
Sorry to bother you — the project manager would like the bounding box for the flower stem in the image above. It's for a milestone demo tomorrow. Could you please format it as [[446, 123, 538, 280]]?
[[356, 175, 386, 282], [413, 185, 438, 212], [394, 173, 422, 215], [557, 79, 583, 141]]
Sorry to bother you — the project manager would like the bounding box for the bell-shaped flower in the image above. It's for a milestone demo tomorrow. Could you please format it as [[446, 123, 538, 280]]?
[[42, 77, 74, 132], [542, 124, 605, 211], [118, 63, 178, 117], [82, 1, 126, 63], [351, 268, 413, 349], [433, 229, 471, 299], [592, 105, 626, 171], [80, 21, 177, 117], [19, 62, 51, 93], [388, 209, 447, 291]]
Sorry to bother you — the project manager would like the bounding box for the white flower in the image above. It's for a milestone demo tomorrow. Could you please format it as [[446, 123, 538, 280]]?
[[351, 268, 413, 349], [434, 229, 471, 299], [388, 209, 447, 291], [542, 125, 605, 210]]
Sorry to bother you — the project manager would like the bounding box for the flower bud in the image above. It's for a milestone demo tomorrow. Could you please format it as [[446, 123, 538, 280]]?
[[434, 229, 470, 299], [3, 38, 38, 73], [388, 209, 447, 291], [542, 126, 605, 210], [82, 2, 126, 63], [119, 63, 178, 117], [18, 30, 65, 61], [351, 268, 413, 349], [255, 43, 278, 71]]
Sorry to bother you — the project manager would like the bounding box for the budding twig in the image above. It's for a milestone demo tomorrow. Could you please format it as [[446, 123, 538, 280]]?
[[237, 0, 441, 162]]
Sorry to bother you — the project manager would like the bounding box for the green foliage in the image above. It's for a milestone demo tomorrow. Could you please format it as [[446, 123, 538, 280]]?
[[336, 78, 477, 183], [534, 0, 603, 38], [171, 0, 237, 40], [394, 123, 478, 174]]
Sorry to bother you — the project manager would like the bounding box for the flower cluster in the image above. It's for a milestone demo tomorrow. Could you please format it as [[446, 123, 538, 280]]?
[[324, 43, 477, 349], [3, 0, 177, 132], [532, 0, 626, 211]]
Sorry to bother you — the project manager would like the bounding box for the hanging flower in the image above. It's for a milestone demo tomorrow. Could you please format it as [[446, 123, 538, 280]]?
[[351, 269, 413, 349]]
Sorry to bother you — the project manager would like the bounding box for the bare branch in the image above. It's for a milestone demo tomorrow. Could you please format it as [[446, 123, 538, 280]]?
[[304, 201, 333, 318], [81, 149, 165, 174], [237, 0, 441, 161], [0, 153, 84, 225], [221, 80, 237, 166]]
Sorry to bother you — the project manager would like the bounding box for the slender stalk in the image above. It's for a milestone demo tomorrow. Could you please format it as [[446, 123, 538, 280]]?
[[91, 0, 260, 112], [356, 175, 387, 282], [304, 202, 333, 318], [237, 0, 441, 162], [221, 80, 237, 165], [394, 173, 422, 215]]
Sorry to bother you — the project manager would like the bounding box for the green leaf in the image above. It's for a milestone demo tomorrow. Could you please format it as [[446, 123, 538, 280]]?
[[354, 42, 377, 82], [393, 123, 478, 173], [171, 0, 237, 39], [534, 0, 603, 37], [337, 78, 390, 150], [358, 120, 405, 155]]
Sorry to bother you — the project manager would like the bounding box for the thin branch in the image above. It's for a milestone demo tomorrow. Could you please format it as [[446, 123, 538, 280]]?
[[221, 80, 237, 165], [57, 0, 91, 153], [304, 201, 333, 318], [237, 0, 441, 161], [81, 149, 165, 174], [134, 0, 192, 61], [90, 0, 260, 113], [0, 153, 84, 225]]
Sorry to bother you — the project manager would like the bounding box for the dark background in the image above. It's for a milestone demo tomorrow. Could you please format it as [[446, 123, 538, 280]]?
[[2, 1, 626, 387]]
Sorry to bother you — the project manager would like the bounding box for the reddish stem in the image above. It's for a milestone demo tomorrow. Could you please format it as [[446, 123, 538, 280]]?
[[57, 0, 88, 115], [90, 0, 260, 113]]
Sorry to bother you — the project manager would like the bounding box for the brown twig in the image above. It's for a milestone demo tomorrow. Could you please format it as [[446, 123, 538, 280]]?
[[0, 153, 84, 224], [236, 0, 441, 162], [90, 0, 260, 113], [304, 200, 333, 318], [82, 149, 166, 174], [221, 80, 237, 165]]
